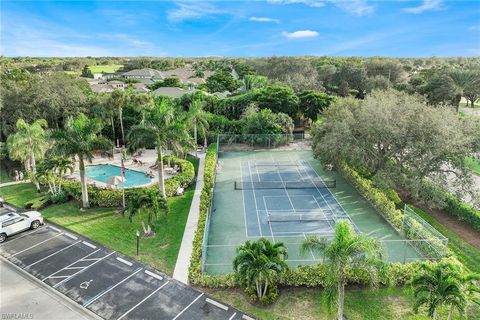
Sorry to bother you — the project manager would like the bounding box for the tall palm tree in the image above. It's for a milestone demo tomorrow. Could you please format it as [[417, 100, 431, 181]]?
[[301, 220, 384, 320], [233, 238, 288, 299], [412, 262, 467, 320], [7, 119, 49, 191], [125, 188, 168, 236], [449, 70, 480, 112], [52, 114, 112, 208], [128, 100, 191, 197], [107, 90, 126, 145], [188, 99, 209, 157]]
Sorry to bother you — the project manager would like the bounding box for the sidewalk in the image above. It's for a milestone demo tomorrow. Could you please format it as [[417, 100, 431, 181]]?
[[0, 180, 30, 188], [173, 152, 206, 284]]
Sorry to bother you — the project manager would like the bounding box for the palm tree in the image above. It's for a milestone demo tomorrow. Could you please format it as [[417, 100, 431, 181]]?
[[37, 157, 73, 194], [188, 99, 209, 157], [124, 188, 168, 236], [128, 100, 192, 197], [233, 238, 288, 299], [301, 220, 384, 320], [52, 114, 112, 208], [107, 90, 126, 145], [7, 119, 49, 192], [449, 70, 480, 112]]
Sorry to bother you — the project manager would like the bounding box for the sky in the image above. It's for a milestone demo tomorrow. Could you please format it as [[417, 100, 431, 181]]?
[[1, 0, 479, 57]]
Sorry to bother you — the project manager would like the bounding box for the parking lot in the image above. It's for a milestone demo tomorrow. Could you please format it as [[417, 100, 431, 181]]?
[[0, 223, 253, 320]]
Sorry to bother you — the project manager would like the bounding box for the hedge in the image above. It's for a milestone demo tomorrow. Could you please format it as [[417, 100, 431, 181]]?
[[443, 193, 480, 230], [46, 155, 195, 207]]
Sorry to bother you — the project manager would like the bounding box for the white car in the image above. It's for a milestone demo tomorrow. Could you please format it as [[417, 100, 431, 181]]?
[[0, 211, 44, 243]]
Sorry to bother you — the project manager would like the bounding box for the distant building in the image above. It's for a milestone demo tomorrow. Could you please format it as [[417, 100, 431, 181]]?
[[152, 87, 197, 99]]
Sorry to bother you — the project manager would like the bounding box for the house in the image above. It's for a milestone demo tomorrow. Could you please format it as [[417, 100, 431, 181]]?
[[152, 87, 197, 99], [89, 80, 125, 93], [109, 80, 125, 90], [131, 83, 149, 93]]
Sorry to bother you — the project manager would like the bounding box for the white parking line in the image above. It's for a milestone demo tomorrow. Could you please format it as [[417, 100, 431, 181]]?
[[53, 251, 115, 288], [11, 233, 64, 257], [116, 257, 133, 267], [48, 226, 62, 233], [64, 233, 78, 240], [117, 281, 170, 320], [83, 267, 143, 307], [25, 241, 81, 269], [42, 249, 100, 282], [172, 293, 204, 320], [145, 270, 163, 281], [206, 298, 228, 311], [242, 315, 255, 320], [82, 241, 96, 249], [229, 313, 237, 320]]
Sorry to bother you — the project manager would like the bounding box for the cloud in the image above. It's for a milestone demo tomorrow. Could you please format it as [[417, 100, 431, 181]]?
[[282, 30, 319, 39], [268, 0, 325, 8], [167, 2, 226, 22], [249, 16, 280, 23], [468, 25, 480, 31], [269, 0, 374, 16], [403, 0, 443, 14]]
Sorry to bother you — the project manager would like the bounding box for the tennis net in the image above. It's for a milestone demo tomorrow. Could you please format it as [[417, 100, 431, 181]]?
[[234, 179, 336, 190]]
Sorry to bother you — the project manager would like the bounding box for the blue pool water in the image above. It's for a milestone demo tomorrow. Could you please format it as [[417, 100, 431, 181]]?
[[84, 164, 152, 188]]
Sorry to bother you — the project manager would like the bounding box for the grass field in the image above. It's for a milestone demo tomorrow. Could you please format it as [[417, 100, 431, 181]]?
[[88, 64, 123, 74], [206, 287, 478, 320], [0, 183, 37, 207], [465, 156, 480, 175], [409, 206, 480, 273]]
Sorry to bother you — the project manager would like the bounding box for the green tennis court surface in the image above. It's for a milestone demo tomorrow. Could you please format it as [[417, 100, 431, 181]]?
[[203, 150, 423, 275]]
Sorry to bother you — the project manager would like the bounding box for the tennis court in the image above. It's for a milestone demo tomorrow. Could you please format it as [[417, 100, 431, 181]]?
[[203, 149, 427, 275]]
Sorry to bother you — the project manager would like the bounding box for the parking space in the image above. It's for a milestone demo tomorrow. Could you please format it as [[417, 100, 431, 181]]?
[[0, 222, 253, 320]]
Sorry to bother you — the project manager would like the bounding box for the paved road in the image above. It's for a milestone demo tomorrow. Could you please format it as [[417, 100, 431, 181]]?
[[0, 223, 252, 320], [0, 258, 95, 320]]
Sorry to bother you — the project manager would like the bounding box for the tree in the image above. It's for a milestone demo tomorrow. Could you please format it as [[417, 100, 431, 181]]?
[[421, 73, 457, 107], [233, 238, 288, 300], [205, 71, 242, 93], [332, 64, 367, 98], [301, 221, 384, 320], [365, 75, 390, 93], [81, 65, 93, 78], [297, 90, 335, 123], [241, 106, 293, 135], [128, 100, 192, 197], [449, 70, 480, 112], [124, 188, 168, 236], [36, 156, 73, 195], [242, 74, 268, 92], [312, 89, 480, 205], [7, 119, 49, 192], [464, 74, 480, 107], [52, 114, 112, 208], [188, 99, 209, 157], [252, 85, 299, 118], [107, 90, 127, 145], [411, 262, 476, 320], [149, 77, 184, 90], [365, 59, 405, 84]]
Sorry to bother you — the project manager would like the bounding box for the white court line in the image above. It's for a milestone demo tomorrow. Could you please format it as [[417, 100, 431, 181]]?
[[25, 241, 81, 268], [43, 249, 100, 281], [240, 161, 249, 239], [53, 251, 115, 288], [82, 241, 96, 249], [145, 270, 163, 281], [247, 161, 263, 237], [262, 196, 276, 242], [11, 233, 64, 257], [83, 267, 143, 307], [206, 298, 228, 311], [269, 154, 295, 212], [117, 281, 170, 320], [116, 257, 133, 266], [229, 312, 237, 320], [48, 275, 71, 279], [172, 293, 204, 320]]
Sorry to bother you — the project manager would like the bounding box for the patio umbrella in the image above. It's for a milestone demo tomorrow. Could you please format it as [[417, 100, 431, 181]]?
[[106, 176, 125, 185]]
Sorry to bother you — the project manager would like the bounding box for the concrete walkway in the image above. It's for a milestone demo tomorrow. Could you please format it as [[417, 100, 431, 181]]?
[[173, 152, 206, 284], [0, 180, 30, 188]]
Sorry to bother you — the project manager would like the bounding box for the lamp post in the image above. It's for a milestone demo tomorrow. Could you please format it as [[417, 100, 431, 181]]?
[[136, 230, 140, 256]]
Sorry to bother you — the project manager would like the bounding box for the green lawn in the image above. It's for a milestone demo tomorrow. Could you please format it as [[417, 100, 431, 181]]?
[[88, 64, 123, 74], [465, 156, 480, 175], [0, 183, 38, 207], [410, 206, 480, 273], [460, 101, 480, 108], [206, 287, 479, 320]]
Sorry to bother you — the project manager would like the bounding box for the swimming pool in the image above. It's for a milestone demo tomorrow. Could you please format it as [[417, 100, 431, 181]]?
[[83, 164, 152, 188]]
